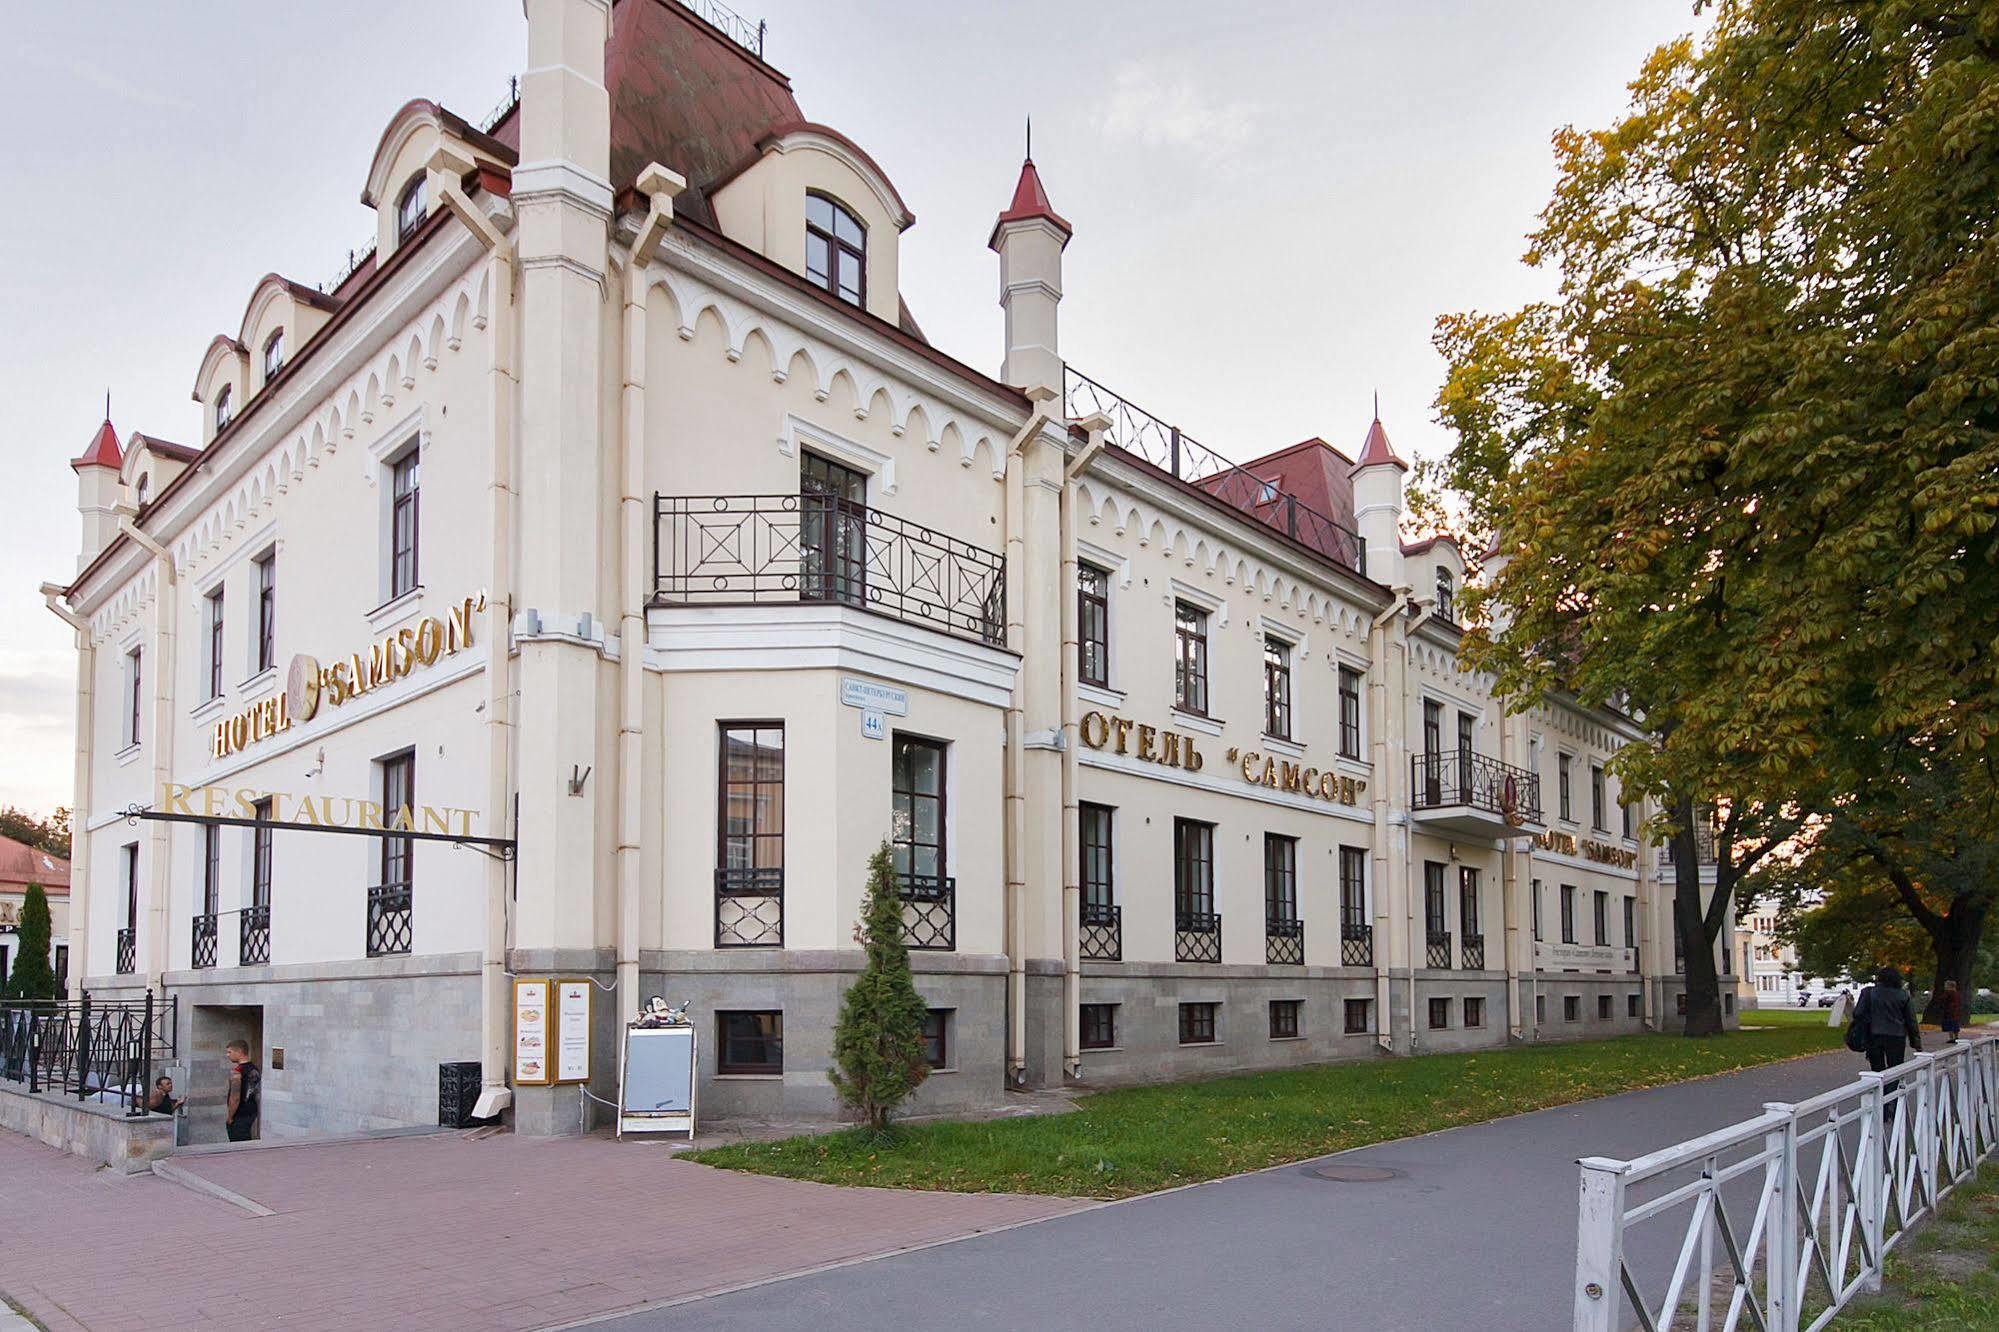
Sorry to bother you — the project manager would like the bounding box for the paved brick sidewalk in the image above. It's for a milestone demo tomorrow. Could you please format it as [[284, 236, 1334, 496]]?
[[0, 1129, 1082, 1332]]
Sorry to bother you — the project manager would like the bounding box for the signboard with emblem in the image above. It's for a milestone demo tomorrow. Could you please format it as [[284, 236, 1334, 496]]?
[[513, 979, 552, 1086]]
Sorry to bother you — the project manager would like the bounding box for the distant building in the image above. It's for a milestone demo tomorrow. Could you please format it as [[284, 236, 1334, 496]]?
[[0, 833, 70, 993], [1739, 896, 1823, 1006]]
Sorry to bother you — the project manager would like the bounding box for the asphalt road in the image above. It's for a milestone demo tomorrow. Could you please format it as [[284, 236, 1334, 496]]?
[[582, 1050, 1862, 1332]]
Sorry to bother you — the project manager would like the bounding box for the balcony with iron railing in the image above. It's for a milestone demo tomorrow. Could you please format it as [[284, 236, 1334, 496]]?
[[652, 494, 1006, 649], [1461, 933, 1486, 970], [367, 883, 412, 957], [1341, 920, 1374, 967], [1410, 750, 1543, 840], [1176, 910, 1222, 964], [114, 928, 136, 975], [1063, 367, 1367, 577], [716, 866, 784, 948], [899, 874, 955, 951], [1266, 916, 1304, 965], [239, 904, 270, 966], [191, 914, 218, 970], [1425, 930, 1453, 970], [1081, 901, 1122, 962]]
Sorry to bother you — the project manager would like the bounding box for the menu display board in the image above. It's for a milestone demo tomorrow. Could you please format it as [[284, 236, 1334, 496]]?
[[513, 979, 552, 1086], [555, 980, 592, 1084]]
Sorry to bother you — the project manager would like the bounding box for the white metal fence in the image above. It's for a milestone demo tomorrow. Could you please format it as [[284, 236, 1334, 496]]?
[[1573, 1035, 1999, 1331]]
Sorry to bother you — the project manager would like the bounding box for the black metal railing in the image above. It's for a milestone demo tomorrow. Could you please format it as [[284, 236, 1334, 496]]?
[[1660, 823, 1719, 865], [1064, 366, 1366, 576], [114, 928, 136, 975], [191, 914, 218, 969], [1081, 901, 1121, 961], [1266, 916, 1305, 965], [1411, 750, 1543, 826], [680, 0, 768, 58], [1176, 910, 1222, 964], [478, 75, 519, 133], [1462, 933, 1486, 970], [1426, 930, 1453, 970], [1341, 920, 1374, 967], [239, 904, 270, 965], [653, 494, 1006, 648], [0, 992, 177, 1116], [900, 874, 955, 951], [716, 867, 784, 948], [366, 883, 412, 957]]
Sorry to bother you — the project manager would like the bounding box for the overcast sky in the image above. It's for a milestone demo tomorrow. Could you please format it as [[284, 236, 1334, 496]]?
[[0, 0, 1703, 815]]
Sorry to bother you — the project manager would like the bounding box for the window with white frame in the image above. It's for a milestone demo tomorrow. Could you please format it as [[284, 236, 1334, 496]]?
[[124, 646, 143, 748], [204, 586, 225, 700], [263, 329, 285, 383], [254, 551, 277, 674], [387, 445, 421, 600]]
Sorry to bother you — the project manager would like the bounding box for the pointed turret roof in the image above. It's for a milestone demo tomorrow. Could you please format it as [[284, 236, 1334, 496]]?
[[70, 418, 123, 472], [988, 158, 1071, 250], [1352, 414, 1407, 472]]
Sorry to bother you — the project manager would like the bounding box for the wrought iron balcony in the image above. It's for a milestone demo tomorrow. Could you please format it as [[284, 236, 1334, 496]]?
[[1410, 750, 1543, 839], [1425, 930, 1453, 970], [1176, 910, 1222, 964], [1462, 933, 1486, 970], [366, 883, 412, 957], [1081, 901, 1121, 962], [716, 866, 784, 948], [899, 874, 955, 951], [1266, 916, 1305, 965], [1341, 920, 1374, 967], [239, 904, 270, 966], [1064, 367, 1366, 576], [191, 914, 218, 969], [114, 928, 135, 975], [652, 494, 1006, 648]]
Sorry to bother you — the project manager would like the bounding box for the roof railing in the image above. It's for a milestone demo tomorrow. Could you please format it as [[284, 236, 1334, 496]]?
[[1063, 365, 1366, 577], [477, 76, 520, 134], [679, 0, 767, 59]]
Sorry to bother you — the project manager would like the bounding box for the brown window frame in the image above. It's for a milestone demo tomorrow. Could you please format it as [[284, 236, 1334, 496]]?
[[805, 192, 866, 307], [1628, 993, 1642, 1018], [1593, 890, 1610, 946], [1565, 995, 1582, 1022], [389, 447, 421, 600], [123, 843, 139, 932], [1459, 866, 1481, 939], [1264, 833, 1298, 924], [1080, 1002, 1116, 1050], [1177, 1001, 1218, 1045], [1173, 601, 1208, 716], [1079, 802, 1113, 910], [1173, 818, 1214, 917], [1561, 884, 1578, 944], [891, 734, 947, 890], [1624, 896, 1637, 948], [127, 647, 142, 746], [1558, 753, 1574, 822], [379, 752, 415, 890], [255, 551, 277, 673], [214, 384, 233, 432], [921, 1009, 950, 1069], [1337, 665, 1362, 758], [250, 799, 273, 909], [1591, 763, 1607, 831], [396, 174, 427, 244], [1532, 877, 1543, 942], [1428, 996, 1450, 1029], [1077, 563, 1109, 688], [1262, 636, 1292, 739], [717, 1010, 784, 1074], [717, 722, 785, 885], [205, 587, 225, 700], [1344, 997, 1371, 1034], [1598, 994, 1614, 1021], [1339, 846, 1366, 929], [1424, 861, 1447, 938], [1464, 996, 1485, 1028], [263, 328, 285, 382], [1268, 999, 1301, 1040], [201, 825, 221, 917]]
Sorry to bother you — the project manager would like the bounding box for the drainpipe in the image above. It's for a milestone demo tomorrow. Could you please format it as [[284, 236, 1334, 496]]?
[[430, 146, 519, 1119], [1002, 392, 1054, 1087], [1396, 597, 1438, 1052], [43, 584, 93, 996], [1366, 590, 1407, 1053], [1058, 417, 1106, 1081], [616, 165, 686, 1031], [118, 511, 175, 991]]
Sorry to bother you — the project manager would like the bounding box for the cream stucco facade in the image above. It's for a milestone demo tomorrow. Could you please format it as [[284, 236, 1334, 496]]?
[[51, 0, 1735, 1141]]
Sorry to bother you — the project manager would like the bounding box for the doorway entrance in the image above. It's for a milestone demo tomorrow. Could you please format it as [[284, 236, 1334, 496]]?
[[187, 1004, 263, 1145]]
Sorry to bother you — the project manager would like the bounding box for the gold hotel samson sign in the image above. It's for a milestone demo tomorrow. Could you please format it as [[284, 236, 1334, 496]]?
[[1078, 710, 1366, 808], [1536, 828, 1639, 870], [210, 593, 487, 759]]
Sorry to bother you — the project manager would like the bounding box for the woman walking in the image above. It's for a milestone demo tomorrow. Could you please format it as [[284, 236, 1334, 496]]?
[[1853, 967, 1923, 1113], [1938, 979, 1964, 1045]]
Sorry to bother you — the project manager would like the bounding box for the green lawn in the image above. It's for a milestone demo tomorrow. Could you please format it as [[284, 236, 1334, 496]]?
[[685, 1025, 1843, 1199], [1740, 1006, 1845, 1027], [1843, 1163, 1999, 1330]]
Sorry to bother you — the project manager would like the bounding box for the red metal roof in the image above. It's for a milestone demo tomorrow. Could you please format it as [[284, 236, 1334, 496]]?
[[989, 158, 1071, 248], [1228, 437, 1360, 531], [1354, 416, 1407, 471], [70, 418, 122, 472], [0, 833, 68, 896]]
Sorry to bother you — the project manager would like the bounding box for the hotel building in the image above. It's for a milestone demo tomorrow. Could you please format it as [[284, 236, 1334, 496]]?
[[48, 0, 1734, 1140]]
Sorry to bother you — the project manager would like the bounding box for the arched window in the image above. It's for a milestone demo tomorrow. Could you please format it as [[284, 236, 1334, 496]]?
[[396, 174, 427, 244], [1435, 566, 1455, 621], [805, 193, 865, 306], [214, 384, 234, 433], [263, 329, 285, 382]]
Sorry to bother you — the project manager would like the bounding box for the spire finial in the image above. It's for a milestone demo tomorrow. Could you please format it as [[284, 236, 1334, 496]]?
[[105, 388, 111, 421], [1026, 115, 1032, 163], [1372, 388, 1379, 421]]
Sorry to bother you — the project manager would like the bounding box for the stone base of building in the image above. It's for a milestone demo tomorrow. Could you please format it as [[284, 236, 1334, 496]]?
[[0, 1080, 176, 1173]]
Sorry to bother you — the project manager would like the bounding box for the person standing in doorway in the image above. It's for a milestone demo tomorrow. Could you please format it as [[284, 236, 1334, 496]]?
[[224, 1039, 261, 1142], [1939, 979, 1964, 1045]]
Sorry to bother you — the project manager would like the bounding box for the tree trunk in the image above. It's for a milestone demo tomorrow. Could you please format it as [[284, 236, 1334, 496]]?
[[1671, 804, 1726, 1037], [1920, 899, 1985, 1026]]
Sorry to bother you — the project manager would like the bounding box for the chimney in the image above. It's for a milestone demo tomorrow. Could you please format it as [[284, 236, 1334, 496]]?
[[1350, 411, 1407, 589], [988, 156, 1071, 397], [71, 418, 124, 572]]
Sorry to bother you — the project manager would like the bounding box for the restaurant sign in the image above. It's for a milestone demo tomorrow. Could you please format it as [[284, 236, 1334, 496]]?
[[210, 593, 487, 759]]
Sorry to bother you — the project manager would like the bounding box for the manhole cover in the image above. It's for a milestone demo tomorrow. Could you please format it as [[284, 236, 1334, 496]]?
[[1309, 1163, 1400, 1183]]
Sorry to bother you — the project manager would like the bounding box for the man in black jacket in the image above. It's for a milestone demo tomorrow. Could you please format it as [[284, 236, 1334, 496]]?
[[1854, 968, 1923, 1106]]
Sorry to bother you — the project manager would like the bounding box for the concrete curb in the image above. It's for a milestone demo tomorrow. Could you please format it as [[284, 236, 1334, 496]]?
[[151, 1158, 277, 1217]]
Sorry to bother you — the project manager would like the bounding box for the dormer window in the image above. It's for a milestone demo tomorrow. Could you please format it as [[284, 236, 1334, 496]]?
[[805, 193, 865, 306], [1435, 566, 1455, 622], [214, 384, 234, 433], [263, 329, 285, 383], [396, 175, 427, 244], [135, 473, 150, 507]]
